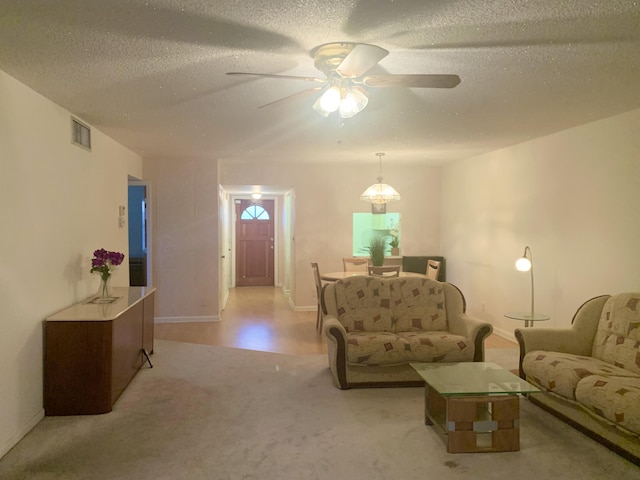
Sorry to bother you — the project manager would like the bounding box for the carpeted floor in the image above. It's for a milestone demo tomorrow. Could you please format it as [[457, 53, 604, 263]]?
[[0, 341, 636, 479]]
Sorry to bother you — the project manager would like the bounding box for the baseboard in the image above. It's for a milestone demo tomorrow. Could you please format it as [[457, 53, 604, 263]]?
[[154, 316, 220, 324], [1, 408, 44, 459], [288, 296, 315, 312], [492, 325, 516, 343]]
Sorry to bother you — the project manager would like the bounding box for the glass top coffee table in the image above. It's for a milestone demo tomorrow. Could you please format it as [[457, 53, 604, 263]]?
[[410, 362, 541, 453], [504, 311, 550, 328]]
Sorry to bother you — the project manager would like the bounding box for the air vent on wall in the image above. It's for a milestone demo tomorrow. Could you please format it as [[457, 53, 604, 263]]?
[[71, 117, 91, 150]]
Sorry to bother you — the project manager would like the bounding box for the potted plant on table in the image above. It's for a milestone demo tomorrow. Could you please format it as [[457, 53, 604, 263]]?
[[388, 221, 400, 255], [389, 234, 400, 256], [368, 235, 387, 267]]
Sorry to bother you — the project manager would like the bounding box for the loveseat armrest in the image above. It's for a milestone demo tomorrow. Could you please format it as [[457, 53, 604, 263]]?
[[322, 315, 349, 389], [449, 313, 493, 362], [514, 327, 585, 356], [515, 327, 581, 379], [514, 294, 610, 378]]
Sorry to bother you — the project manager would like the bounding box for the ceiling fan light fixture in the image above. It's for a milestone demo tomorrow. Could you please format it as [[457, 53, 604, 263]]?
[[339, 86, 368, 118], [228, 42, 461, 117], [321, 86, 341, 111], [312, 86, 339, 117]]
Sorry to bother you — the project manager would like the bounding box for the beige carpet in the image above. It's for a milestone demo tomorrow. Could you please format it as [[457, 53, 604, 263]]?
[[0, 341, 636, 479]]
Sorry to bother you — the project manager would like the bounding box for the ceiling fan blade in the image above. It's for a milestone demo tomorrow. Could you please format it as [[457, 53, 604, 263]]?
[[336, 44, 389, 78], [362, 74, 461, 88], [258, 86, 325, 109], [227, 72, 326, 83]]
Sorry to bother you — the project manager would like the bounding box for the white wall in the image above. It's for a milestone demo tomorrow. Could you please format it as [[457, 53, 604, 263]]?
[[442, 108, 640, 339], [0, 70, 143, 457], [144, 156, 220, 320]]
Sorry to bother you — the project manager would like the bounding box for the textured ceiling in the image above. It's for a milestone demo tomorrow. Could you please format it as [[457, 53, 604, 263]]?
[[1, 0, 640, 165]]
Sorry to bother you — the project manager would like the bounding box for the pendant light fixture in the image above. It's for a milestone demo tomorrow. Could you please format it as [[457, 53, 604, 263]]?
[[360, 153, 401, 204]]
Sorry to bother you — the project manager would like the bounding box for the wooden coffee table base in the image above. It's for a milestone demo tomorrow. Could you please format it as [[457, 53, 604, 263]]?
[[425, 384, 520, 453]]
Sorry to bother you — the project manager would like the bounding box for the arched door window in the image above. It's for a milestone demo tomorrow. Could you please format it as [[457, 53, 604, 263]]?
[[241, 204, 270, 220]]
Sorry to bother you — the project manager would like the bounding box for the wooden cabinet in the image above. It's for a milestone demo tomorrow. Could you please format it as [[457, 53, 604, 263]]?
[[44, 287, 156, 416]]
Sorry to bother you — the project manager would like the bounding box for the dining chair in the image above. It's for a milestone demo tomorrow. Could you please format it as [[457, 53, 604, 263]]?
[[426, 259, 441, 280], [343, 257, 369, 272], [311, 263, 324, 331], [368, 265, 400, 278]]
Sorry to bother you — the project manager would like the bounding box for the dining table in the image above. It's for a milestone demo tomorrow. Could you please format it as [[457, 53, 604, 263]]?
[[321, 271, 427, 281]]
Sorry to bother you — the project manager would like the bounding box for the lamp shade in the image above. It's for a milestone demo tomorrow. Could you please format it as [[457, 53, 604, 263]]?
[[339, 86, 368, 118], [313, 86, 340, 116], [515, 256, 532, 272], [360, 180, 401, 204], [361, 152, 400, 204]]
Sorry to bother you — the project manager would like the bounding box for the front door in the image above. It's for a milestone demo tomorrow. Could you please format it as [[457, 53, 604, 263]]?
[[235, 199, 274, 287]]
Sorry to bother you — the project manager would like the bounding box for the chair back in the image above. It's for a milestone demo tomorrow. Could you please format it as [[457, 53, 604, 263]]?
[[311, 262, 322, 296], [368, 265, 400, 278], [311, 262, 325, 331], [426, 259, 441, 280], [343, 257, 369, 272]]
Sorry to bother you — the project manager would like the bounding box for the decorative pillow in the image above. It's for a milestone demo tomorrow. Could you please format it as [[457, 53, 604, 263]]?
[[592, 293, 640, 374], [390, 278, 448, 332], [333, 276, 393, 332]]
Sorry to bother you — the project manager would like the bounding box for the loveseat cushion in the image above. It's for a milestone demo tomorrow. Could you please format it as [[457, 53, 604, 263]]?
[[522, 350, 639, 400], [575, 375, 640, 436], [345, 332, 410, 365], [334, 276, 393, 332], [390, 278, 448, 332], [396, 331, 474, 362], [344, 331, 474, 366], [592, 293, 640, 374]]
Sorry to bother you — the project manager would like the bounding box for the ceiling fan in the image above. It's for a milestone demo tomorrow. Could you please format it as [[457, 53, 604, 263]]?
[[227, 42, 461, 118]]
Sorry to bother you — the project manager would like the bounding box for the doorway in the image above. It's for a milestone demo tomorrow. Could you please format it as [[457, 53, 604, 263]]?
[[128, 180, 150, 286], [235, 199, 274, 287]]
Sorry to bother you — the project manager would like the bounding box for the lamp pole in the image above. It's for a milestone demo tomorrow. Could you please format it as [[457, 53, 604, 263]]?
[[525, 246, 534, 321]]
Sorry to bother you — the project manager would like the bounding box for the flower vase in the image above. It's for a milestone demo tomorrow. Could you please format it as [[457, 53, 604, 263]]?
[[98, 274, 112, 299], [391, 247, 399, 256]]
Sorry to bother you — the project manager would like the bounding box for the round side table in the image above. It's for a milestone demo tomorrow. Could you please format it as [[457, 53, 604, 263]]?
[[504, 312, 550, 328]]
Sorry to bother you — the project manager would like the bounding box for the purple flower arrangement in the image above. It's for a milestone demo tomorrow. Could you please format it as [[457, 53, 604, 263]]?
[[90, 248, 125, 281]]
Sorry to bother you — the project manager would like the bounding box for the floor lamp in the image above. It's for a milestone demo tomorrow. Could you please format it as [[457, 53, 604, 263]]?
[[515, 246, 534, 319], [506, 246, 549, 327]]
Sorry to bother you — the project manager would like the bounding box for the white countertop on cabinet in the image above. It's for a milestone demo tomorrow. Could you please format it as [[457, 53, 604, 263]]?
[[46, 286, 157, 322]]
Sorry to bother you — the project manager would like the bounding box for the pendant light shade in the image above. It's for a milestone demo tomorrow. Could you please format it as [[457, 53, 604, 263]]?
[[360, 153, 401, 204]]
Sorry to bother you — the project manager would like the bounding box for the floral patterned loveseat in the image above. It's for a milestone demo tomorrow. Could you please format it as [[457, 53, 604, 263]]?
[[515, 292, 640, 465], [321, 276, 493, 389]]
